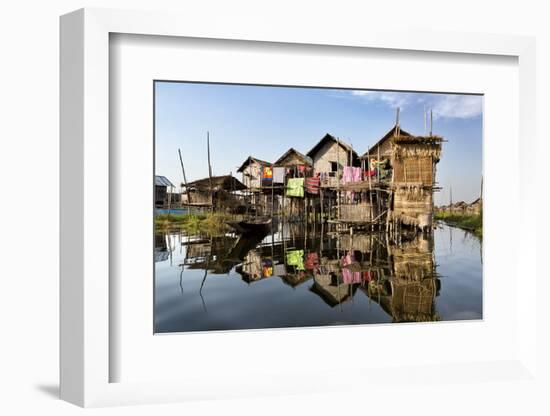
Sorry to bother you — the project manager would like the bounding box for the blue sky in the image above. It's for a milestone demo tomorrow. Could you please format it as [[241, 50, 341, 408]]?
[[155, 82, 482, 206]]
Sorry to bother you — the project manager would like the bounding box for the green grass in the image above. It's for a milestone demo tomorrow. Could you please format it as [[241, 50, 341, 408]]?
[[155, 212, 234, 235], [435, 211, 482, 237]]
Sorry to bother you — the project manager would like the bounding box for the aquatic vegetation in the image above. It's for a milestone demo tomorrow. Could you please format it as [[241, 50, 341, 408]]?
[[435, 211, 482, 237], [155, 212, 235, 235]]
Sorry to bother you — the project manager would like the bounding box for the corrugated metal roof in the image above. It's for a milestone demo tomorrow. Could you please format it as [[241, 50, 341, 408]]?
[[155, 175, 175, 187]]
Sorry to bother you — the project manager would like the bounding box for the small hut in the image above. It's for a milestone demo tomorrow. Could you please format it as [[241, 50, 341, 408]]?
[[183, 174, 246, 208], [155, 175, 175, 208], [360, 125, 413, 161], [388, 130, 443, 230], [274, 148, 313, 169], [236, 156, 272, 190], [306, 133, 359, 177]]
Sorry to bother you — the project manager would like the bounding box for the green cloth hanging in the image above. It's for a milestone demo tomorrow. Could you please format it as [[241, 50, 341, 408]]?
[[286, 178, 305, 198], [286, 249, 305, 271]]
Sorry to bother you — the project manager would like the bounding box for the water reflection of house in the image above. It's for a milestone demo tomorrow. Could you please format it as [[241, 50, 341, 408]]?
[[361, 234, 440, 322], [154, 233, 170, 262], [236, 249, 278, 284], [364, 278, 440, 322], [310, 273, 358, 307], [182, 235, 239, 274]]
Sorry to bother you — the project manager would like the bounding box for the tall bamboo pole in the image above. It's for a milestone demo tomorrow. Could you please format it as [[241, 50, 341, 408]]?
[[207, 131, 213, 211], [337, 138, 341, 222], [178, 148, 191, 205]]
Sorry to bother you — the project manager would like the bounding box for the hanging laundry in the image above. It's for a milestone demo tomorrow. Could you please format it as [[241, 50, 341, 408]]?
[[286, 249, 305, 271], [263, 166, 273, 181], [298, 165, 306, 173], [286, 178, 304, 197], [305, 176, 320, 194], [352, 167, 362, 182], [341, 166, 354, 184], [341, 166, 362, 184], [273, 167, 285, 183]]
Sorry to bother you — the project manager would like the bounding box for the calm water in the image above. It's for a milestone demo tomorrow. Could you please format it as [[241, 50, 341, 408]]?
[[154, 222, 482, 333]]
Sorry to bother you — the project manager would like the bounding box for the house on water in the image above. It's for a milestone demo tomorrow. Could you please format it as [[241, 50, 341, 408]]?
[[182, 174, 246, 211], [155, 175, 175, 208], [273, 147, 313, 171], [237, 156, 272, 190], [306, 133, 359, 187]]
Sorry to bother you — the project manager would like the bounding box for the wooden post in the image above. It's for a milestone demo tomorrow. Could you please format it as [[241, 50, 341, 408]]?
[[367, 146, 373, 225], [207, 131, 213, 211], [178, 148, 191, 205], [376, 146, 381, 224], [337, 138, 341, 222], [320, 189, 324, 223]]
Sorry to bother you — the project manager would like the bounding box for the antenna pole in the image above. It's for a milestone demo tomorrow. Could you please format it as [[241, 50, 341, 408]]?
[[424, 105, 427, 135]]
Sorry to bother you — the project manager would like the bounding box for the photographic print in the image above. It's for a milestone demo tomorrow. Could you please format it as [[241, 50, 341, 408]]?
[[154, 82, 483, 333]]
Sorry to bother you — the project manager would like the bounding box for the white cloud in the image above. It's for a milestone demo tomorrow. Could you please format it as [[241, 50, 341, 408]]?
[[431, 94, 482, 119], [349, 90, 482, 120], [350, 90, 416, 109]]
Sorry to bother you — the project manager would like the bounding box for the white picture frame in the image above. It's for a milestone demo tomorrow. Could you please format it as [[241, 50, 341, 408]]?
[[60, 7, 538, 407]]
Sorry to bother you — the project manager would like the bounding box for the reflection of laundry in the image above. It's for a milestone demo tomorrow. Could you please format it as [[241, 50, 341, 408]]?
[[305, 176, 320, 194], [286, 249, 305, 271], [273, 263, 287, 276], [286, 178, 304, 197], [273, 167, 285, 183], [342, 268, 362, 284], [341, 251, 362, 284], [305, 252, 319, 270], [243, 250, 262, 280], [262, 259, 273, 277]]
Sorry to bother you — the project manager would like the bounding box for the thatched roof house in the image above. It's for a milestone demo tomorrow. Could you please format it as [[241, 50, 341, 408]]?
[[236, 156, 272, 190], [186, 175, 246, 192], [155, 175, 175, 208], [274, 147, 312, 167], [359, 125, 413, 160], [306, 133, 359, 173], [183, 174, 246, 206], [236, 156, 272, 173]]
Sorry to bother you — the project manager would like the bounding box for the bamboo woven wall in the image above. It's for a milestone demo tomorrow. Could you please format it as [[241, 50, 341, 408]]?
[[393, 187, 433, 228], [393, 156, 433, 184], [339, 202, 375, 223]]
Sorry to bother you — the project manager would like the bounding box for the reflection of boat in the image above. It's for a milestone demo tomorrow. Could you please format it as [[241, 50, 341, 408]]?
[[226, 217, 272, 234], [227, 232, 268, 261]]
